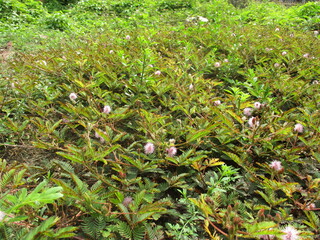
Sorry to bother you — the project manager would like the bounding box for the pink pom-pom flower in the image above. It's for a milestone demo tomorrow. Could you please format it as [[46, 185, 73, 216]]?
[[69, 93, 77, 101], [281, 226, 299, 240], [269, 160, 283, 172], [243, 107, 253, 116], [294, 123, 304, 133], [103, 105, 112, 114], [167, 146, 177, 157], [144, 142, 155, 154]]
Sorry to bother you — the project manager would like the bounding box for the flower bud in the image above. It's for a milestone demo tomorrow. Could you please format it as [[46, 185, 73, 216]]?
[[214, 100, 221, 106], [248, 116, 259, 128], [254, 102, 262, 109], [0, 211, 5, 222], [214, 62, 221, 68], [154, 70, 161, 76]]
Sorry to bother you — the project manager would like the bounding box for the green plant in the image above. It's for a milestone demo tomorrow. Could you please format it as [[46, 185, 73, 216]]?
[[157, 0, 193, 11], [0, 159, 76, 239], [44, 11, 71, 30], [165, 189, 205, 239], [1, 1, 320, 239], [295, 1, 320, 19], [111, 1, 143, 16]]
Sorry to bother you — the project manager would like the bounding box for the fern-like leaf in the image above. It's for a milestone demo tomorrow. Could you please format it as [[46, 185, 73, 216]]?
[[23, 216, 59, 240], [132, 224, 145, 240], [0, 169, 15, 190], [82, 215, 107, 239], [117, 221, 132, 240]]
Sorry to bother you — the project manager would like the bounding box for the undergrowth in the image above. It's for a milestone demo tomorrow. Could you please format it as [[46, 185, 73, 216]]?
[[0, 0, 320, 239]]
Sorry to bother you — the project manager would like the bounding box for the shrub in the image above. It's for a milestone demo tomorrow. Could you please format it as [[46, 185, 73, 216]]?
[[111, 1, 143, 16], [228, 0, 249, 9], [157, 0, 193, 11], [295, 1, 320, 19], [44, 11, 70, 30], [0, 0, 45, 23], [1, 0, 320, 239], [75, 0, 109, 13], [45, 0, 79, 6]]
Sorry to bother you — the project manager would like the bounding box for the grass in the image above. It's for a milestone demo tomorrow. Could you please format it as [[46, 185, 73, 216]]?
[[0, 0, 320, 239]]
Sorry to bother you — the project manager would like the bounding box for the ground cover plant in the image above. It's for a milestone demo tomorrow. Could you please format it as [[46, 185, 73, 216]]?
[[0, 0, 320, 239]]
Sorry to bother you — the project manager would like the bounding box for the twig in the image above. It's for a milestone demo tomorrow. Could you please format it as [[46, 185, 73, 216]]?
[[0, 143, 36, 148], [207, 218, 228, 237]]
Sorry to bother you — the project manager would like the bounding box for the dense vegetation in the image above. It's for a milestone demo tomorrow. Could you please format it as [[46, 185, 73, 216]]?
[[0, 0, 320, 239]]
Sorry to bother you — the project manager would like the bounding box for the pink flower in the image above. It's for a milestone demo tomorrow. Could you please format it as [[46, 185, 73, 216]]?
[[214, 62, 221, 68], [269, 160, 283, 172], [189, 83, 194, 90], [294, 123, 304, 133], [248, 117, 259, 128], [62, 118, 70, 123], [167, 146, 177, 157], [223, 59, 229, 63], [122, 197, 133, 207], [303, 53, 309, 58], [103, 105, 111, 114], [275, 28, 280, 31], [214, 100, 221, 106], [289, 33, 294, 38], [0, 211, 5, 222], [69, 93, 77, 101], [305, 203, 316, 210], [95, 131, 106, 143], [243, 107, 253, 116], [144, 142, 155, 154], [281, 226, 299, 240], [125, 35, 131, 40], [94, 132, 100, 139], [282, 51, 287, 56], [274, 63, 280, 68], [154, 70, 161, 76], [254, 102, 262, 109], [265, 48, 273, 52], [314, 30, 319, 36], [109, 50, 114, 54]]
